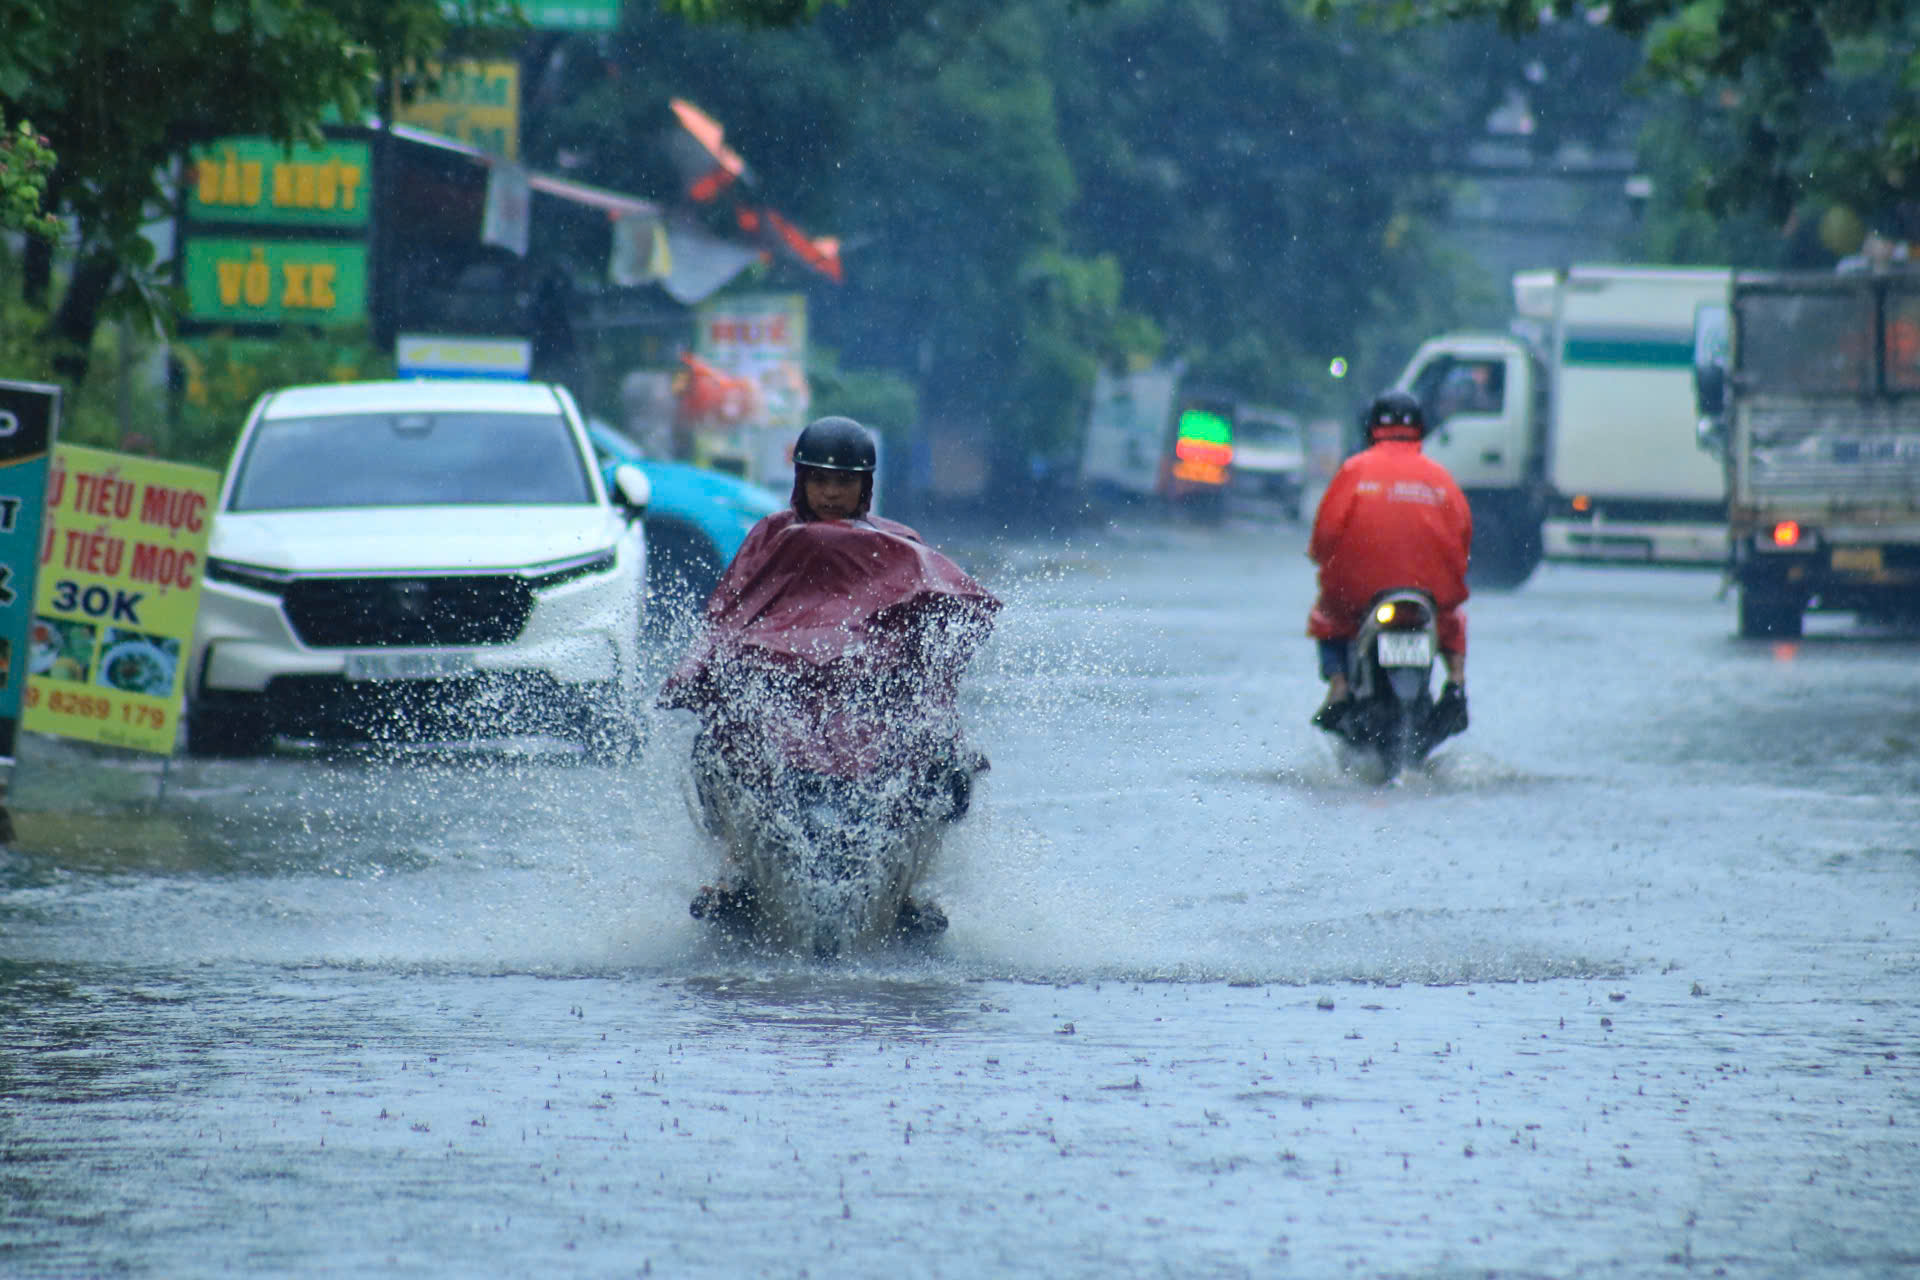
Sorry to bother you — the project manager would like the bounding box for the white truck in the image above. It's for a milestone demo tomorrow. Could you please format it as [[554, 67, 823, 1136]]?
[[1695, 268, 1920, 637], [1394, 265, 1731, 587]]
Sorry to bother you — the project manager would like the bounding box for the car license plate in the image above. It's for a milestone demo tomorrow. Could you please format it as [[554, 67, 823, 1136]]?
[[343, 650, 476, 681], [1830, 546, 1883, 574], [1376, 632, 1432, 667]]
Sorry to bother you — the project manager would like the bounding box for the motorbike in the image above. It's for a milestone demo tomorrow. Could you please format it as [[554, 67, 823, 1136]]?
[[661, 516, 999, 956], [685, 700, 986, 955], [1319, 587, 1465, 781]]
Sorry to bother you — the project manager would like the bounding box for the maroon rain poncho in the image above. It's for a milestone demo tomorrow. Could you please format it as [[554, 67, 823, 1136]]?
[[659, 511, 1000, 778]]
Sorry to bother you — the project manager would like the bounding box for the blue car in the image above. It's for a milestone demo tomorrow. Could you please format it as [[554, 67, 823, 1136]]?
[[585, 421, 784, 617]]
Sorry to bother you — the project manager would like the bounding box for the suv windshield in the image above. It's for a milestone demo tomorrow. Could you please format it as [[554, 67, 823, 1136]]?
[[230, 411, 595, 511]]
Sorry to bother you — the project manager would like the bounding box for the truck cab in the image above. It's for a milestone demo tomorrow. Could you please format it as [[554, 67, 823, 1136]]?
[[1396, 333, 1549, 588], [1396, 266, 1730, 589]]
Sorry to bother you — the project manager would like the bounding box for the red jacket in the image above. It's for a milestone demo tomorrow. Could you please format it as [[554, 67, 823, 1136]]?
[[1307, 438, 1472, 653]]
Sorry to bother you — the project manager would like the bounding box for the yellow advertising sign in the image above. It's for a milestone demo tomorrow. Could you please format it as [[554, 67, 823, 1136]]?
[[22, 447, 220, 755], [396, 60, 520, 160]]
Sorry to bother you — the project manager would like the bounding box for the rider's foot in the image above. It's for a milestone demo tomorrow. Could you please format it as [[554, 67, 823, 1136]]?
[[1432, 682, 1469, 737], [942, 765, 974, 823], [1313, 672, 1352, 731], [1311, 694, 1351, 732], [895, 896, 948, 937]]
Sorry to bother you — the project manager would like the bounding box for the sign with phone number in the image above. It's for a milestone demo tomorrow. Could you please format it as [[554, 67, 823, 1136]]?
[[21, 445, 221, 755], [22, 682, 173, 747]]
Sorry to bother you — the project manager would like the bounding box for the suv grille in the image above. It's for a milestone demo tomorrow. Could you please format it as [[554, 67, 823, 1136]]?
[[283, 575, 534, 648]]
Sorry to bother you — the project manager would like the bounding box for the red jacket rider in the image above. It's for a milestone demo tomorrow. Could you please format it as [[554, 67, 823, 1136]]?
[[1308, 391, 1472, 690]]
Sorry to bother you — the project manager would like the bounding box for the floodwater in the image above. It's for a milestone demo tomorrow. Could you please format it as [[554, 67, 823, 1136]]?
[[3, 517, 1918, 1278]]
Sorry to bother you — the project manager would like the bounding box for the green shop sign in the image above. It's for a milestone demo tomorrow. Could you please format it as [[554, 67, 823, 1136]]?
[[184, 239, 368, 326], [188, 138, 371, 228], [520, 0, 620, 31]]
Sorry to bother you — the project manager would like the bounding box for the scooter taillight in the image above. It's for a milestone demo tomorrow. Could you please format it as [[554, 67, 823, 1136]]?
[[1373, 599, 1430, 629]]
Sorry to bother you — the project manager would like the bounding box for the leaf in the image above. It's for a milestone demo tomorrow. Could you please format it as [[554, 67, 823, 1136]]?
[[254, 0, 289, 38]]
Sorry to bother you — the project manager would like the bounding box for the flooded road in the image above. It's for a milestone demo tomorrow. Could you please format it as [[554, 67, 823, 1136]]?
[[5, 517, 1919, 1277]]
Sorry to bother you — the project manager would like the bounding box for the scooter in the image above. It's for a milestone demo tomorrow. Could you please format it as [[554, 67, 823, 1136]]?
[[661, 516, 999, 956], [1320, 588, 1464, 781], [687, 708, 986, 956]]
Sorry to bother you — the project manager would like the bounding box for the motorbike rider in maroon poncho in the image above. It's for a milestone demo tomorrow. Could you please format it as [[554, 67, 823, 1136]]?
[[659, 417, 1000, 932]]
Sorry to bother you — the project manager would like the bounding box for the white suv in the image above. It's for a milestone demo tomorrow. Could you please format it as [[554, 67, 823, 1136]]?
[[187, 379, 651, 758]]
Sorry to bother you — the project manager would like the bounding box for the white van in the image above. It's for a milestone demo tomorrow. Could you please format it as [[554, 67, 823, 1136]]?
[[1228, 405, 1306, 519]]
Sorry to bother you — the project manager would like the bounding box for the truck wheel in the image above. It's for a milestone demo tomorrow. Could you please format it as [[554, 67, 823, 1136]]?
[[1467, 507, 1542, 590], [185, 692, 273, 758], [1737, 589, 1804, 639]]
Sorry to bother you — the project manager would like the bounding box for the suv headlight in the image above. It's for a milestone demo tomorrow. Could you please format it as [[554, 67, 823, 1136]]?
[[205, 557, 294, 595], [524, 548, 618, 591]]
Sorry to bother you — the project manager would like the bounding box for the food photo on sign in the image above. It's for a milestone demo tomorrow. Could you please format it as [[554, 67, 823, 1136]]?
[[29, 616, 95, 684], [97, 629, 181, 698]]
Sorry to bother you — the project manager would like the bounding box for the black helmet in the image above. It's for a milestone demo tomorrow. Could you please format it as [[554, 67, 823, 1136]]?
[[1362, 389, 1427, 439], [793, 416, 877, 472]]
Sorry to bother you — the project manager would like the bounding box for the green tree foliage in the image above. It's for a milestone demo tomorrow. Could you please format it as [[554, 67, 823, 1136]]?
[[543, 0, 1574, 469], [1629, 89, 1801, 265], [1311, 0, 1920, 237], [1050, 1, 1494, 406], [0, 110, 58, 239], [0, 0, 517, 382], [545, 0, 1152, 465], [0, 0, 1661, 478], [806, 354, 920, 440]]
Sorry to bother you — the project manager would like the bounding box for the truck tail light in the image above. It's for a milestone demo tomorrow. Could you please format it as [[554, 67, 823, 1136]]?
[[1771, 520, 1801, 548]]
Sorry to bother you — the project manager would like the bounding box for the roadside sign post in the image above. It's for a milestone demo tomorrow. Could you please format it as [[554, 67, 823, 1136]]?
[[0, 381, 62, 842], [21, 446, 220, 764]]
